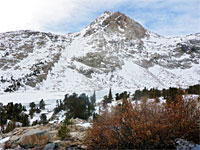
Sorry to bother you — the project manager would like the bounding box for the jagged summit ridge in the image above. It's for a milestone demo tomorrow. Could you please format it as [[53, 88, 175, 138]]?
[[84, 11, 148, 40]]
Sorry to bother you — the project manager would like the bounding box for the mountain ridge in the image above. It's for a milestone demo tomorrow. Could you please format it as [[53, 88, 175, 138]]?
[[0, 11, 200, 93]]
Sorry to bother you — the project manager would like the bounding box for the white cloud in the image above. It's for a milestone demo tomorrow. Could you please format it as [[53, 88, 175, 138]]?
[[0, 0, 125, 33], [0, 0, 199, 36]]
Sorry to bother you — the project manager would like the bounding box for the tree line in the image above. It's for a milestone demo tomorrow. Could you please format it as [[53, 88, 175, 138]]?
[[133, 84, 200, 102], [101, 84, 199, 107], [0, 102, 29, 133], [0, 99, 46, 133]]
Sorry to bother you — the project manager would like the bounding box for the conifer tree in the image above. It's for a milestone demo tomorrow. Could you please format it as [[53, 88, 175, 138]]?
[[39, 99, 45, 110], [29, 102, 36, 110], [40, 113, 48, 124], [64, 113, 73, 125], [90, 91, 96, 104], [115, 93, 120, 101], [57, 124, 70, 140], [29, 109, 34, 119], [108, 88, 113, 103]]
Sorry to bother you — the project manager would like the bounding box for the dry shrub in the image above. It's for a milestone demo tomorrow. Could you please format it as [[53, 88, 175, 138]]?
[[85, 96, 200, 149]]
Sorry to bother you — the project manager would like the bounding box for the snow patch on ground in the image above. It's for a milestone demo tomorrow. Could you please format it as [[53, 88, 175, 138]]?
[[77, 122, 91, 128], [0, 137, 10, 144]]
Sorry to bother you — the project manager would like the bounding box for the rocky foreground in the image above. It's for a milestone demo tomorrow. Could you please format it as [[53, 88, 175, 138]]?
[[1, 120, 199, 150], [0, 118, 89, 150]]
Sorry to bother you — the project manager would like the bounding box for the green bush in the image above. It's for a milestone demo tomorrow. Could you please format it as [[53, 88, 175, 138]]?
[[64, 113, 73, 125], [5, 121, 16, 133], [57, 124, 70, 140]]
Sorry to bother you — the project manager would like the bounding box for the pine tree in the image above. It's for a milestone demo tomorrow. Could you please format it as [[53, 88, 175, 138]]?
[[35, 107, 41, 113], [64, 113, 73, 125], [57, 124, 70, 140], [21, 113, 29, 126], [40, 114, 48, 124], [29, 102, 36, 110], [115, 93, 120, 101], [39, 99, 45, 110], [108, 88, 113, 103], [90, 91, 96, 104], [29, 109, 34, 119], [90, 91, 96, 115]]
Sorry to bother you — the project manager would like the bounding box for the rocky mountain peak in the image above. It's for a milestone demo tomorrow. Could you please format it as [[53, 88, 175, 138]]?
[[0, 11, 199, 93], [84, 11, 148, 40]]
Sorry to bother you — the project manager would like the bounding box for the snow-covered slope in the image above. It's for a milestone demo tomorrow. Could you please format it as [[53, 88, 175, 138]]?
[[0, 11, 200, 94]]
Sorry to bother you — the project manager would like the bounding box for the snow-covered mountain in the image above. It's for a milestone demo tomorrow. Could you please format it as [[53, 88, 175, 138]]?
[[0, 11, 200, 94]]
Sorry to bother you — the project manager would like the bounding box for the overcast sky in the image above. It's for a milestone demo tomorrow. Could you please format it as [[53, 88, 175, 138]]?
[[0, 0, 199, 36]]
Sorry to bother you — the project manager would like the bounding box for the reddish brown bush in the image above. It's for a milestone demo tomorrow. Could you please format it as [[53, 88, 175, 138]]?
[[85, 96, 200, 149]]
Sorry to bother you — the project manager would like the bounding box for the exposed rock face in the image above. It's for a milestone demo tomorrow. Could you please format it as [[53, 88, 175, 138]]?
[[102, 11, 148, 39], [0, 30, 71, 92], [85, 11, 148, 40], [18, 129, 50, 149]]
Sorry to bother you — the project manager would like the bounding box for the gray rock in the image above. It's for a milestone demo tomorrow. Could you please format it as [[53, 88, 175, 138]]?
[[16, 147, 25, 150], [44, 143, 56, 150], [176, 139, 200, 150], [18, 129, 50, 149]]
